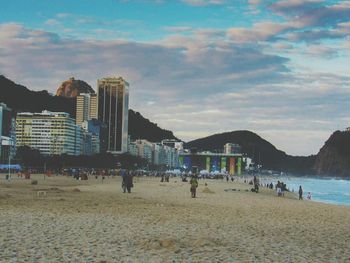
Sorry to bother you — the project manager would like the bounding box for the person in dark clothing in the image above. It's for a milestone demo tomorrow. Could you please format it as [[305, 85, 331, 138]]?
[[253, 176, 259, 193], [190, 175, 199, 198], [122, 171, 133, 193], [298, 185, 303, 200]]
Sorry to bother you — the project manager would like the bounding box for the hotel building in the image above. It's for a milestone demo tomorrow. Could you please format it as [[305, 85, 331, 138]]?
[[97, 77, 129, 154], [16, 110, 82, 156]]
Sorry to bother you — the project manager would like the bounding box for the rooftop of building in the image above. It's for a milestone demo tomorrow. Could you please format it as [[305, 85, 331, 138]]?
[[0, 102, 11, 110], [17, 110, 71, 118], [97, 76, 129, 86], [180, 151, 242, 157]]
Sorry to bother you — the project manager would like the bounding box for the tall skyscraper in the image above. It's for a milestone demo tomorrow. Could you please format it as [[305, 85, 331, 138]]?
[[97, 77, 129, 153], [76, 93, 97, 125]]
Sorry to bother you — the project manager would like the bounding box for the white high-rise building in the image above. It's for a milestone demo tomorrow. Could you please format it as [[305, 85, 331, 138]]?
[[16, 110, 82, 156]]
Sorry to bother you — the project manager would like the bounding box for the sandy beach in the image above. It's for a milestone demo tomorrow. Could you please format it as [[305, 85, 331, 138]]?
[[0, 174, 349, 262]]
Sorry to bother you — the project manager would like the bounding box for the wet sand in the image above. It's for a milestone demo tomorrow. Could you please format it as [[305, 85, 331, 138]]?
[[0, 174, 349, 262]]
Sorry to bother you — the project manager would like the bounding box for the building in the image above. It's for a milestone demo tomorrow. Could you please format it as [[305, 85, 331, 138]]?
[[153, 143, 168, 166], [97, 77, 129, 153], [0, 103, 16, 163], [75, 125, 84, 155], [224, 143, 241, 154], [128, 141, 138, 157], [76, 93, 100, 154], [81, 119, 101, 155], [76, 93, 97, 125], [134, 139, 153, 162], [179, 151, 243, 175], [163, 144, 178, 168], [161, 139, 184, 152], [90, 94, 98, 120], [16, 110, 82, 156], [128, 139, 179, 169]]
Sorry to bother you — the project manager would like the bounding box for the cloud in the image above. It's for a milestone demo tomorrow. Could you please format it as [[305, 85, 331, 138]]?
[[227, 22, 290, 43], [1, 22, 349, 155], [44, 19, 61, 26], [271, 0, 350, 28], [271, 0, 324, 13], [225, 1, 350, 44], [248, 0, 261, 5], [181, 0, 226, 6], [163, 26, 193, 33]]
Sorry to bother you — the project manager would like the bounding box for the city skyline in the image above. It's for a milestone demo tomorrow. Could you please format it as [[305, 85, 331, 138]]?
[[1, 0, 350, 155]]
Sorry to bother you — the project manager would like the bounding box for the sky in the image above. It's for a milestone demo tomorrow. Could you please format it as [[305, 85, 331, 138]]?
[[1, 0, 350, 156]]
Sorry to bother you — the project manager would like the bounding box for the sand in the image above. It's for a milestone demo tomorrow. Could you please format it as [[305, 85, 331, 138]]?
[[0, 174, 349, 262]]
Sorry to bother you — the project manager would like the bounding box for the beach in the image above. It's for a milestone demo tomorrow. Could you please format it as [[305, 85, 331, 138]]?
[[0, 174, 349, 262]]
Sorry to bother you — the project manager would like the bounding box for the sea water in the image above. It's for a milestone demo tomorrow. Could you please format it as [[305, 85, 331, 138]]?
[[262, 176, 350, 206]]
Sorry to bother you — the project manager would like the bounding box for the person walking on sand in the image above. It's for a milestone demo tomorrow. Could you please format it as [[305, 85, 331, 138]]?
[[190, 175, 199, 198], [298, 185, 303, 200]]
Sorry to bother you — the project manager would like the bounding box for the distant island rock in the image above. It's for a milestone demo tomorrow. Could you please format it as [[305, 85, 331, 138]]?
[[56, 77, 95, 98]]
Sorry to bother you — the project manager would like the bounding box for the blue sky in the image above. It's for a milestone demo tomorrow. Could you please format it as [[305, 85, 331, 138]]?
[[1, 0, 350, 155]]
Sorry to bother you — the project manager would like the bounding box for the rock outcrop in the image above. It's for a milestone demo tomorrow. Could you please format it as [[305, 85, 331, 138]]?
[[56, 77, 95, 98], [314, 130, 350, 177]]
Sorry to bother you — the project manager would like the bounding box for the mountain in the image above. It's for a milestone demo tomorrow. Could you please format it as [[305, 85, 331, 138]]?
[[128, 110, 179, 142], [56, 77, 95, 98], [0, 75, 178, 142], [314, 130, 350, 178], [186, 130, 316, 173], [0, 75, 76, 116]]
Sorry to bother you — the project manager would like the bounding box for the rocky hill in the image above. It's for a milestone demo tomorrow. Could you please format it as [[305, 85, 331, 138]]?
[[0, 75, 76, 116], [56, 77, 95, 98], [186, 130, 316, 173], [128, 110, 178, 142], [314, 130, 350, 178], [0, 75, 178, 142]]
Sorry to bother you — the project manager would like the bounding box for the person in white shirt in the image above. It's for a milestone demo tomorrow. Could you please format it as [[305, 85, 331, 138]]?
[[307, 192, 312, 200]]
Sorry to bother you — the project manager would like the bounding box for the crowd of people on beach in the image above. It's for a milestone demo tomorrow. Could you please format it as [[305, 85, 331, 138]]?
[[2, 166, 314, 201]]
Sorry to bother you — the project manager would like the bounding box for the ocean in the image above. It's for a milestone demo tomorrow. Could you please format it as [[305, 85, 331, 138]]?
[[260, 176, 350, 206]]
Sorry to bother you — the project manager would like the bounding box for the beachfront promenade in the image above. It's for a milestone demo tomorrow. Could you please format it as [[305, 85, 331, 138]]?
[[0, 174, 349, 262]]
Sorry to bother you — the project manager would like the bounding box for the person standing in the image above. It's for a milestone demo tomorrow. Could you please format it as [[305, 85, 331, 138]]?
[[298, 185, 303, 200], [190, 175, 199, 198], [307, 192, 312, 200], [253, 176, 259, 193], [123, 171, 133, 193]]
